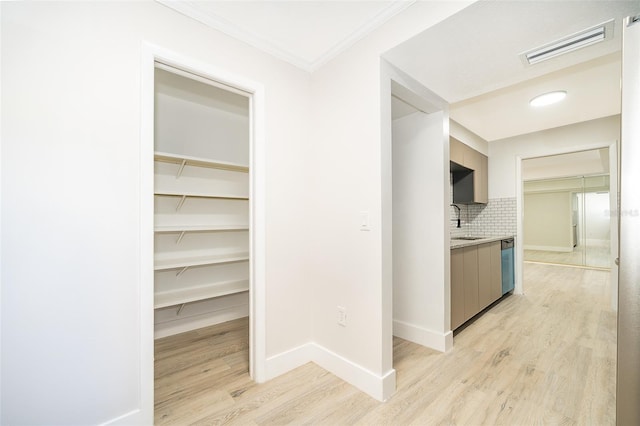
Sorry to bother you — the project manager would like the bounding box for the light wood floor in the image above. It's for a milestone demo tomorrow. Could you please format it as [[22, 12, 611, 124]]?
[[524, 243, 611, 269], [155, 262, 616, 425]]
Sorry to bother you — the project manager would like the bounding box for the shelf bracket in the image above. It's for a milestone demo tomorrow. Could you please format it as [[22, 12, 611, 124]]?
[[176, 303, 185, 316], [175, 195, 187, 212], [176, 159, 187, 179], [176, 231, 186, 244], [176, 266, 189, 278]]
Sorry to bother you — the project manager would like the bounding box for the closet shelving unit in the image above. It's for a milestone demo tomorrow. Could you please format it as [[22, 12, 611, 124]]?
[[154, 150, 250, 314]]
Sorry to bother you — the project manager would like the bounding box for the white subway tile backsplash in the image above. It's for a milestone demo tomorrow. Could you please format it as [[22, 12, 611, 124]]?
[[450, 174, 516, 238], [467, 198, 517, 237]]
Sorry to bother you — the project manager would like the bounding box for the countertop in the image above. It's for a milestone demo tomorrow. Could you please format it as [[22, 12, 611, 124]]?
[[450, 235, 514, 249]]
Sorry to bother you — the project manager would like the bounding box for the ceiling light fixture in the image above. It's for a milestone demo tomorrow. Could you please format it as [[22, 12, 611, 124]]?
[[520, 19, 614, 66], [530, 91, 567, 107]]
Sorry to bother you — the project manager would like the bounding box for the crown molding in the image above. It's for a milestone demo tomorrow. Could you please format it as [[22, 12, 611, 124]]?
[[307, 1, 416, 72], [156, 0, 416, 73]]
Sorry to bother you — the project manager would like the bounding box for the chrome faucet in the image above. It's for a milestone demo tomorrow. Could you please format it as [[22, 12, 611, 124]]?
[[450, 204, 461, 228]]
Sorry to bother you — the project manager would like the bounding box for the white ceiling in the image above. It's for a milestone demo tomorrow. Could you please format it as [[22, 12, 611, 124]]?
[[384, 1, 636, 103], [158, 0, 414, 72], [449, 53, 622, 141], [385, 0, 640, 141], [522, 148, 610, 181], [158, 0, 640, 142]]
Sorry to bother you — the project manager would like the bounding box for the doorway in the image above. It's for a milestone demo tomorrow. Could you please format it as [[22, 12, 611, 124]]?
[[141, 44, 267, 420], [152, 63, 251, 420], [383, 65, 453, 366], [516, 146, 619, 310]]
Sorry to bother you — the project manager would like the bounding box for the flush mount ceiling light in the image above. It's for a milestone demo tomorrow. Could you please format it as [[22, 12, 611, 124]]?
[[530, 91, 567, 107], [520, 19, 614, 65]]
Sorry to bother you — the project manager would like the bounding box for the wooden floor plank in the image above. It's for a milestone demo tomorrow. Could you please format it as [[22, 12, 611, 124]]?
[[155, 263, 616, 425]]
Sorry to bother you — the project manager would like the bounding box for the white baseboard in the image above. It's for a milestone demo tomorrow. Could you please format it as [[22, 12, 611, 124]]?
[[393, 319, 453, 352], [310, 343, 396, 402], [100, 409, 146, 426], [524, 244, 572, 252], [264, 343, 315, 381], [264, 342, 397, 402], [154, 304, 249, 339]]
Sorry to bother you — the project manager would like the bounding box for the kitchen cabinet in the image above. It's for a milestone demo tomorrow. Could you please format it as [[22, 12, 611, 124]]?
[[451, 248, 465, 330], [477, 242, 501, 310], [477, 243, 492, 310], [450, 137, 465, 165], [491, 242, 503, 300], [463, 246, 479, 321], [450, 137, 483, 170], [450, 137, 488, 204], [451, 241, 502, 330], [475, 154, 488, 204]]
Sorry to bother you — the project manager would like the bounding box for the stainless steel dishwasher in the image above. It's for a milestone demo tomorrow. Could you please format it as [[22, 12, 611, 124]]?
[[501, 238, 515, 294]]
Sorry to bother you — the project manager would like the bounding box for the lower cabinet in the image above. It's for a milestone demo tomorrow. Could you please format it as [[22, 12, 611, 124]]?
[[451, 241, 502, 331], [463, 247, 479, 321], [451, 249, 465, 330]]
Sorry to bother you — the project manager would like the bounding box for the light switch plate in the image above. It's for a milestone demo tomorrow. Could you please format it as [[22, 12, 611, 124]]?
[[360, 211, 370, 231]]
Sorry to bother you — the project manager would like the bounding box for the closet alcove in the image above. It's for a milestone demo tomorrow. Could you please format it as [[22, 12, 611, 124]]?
[[152, 65, 250, 342]]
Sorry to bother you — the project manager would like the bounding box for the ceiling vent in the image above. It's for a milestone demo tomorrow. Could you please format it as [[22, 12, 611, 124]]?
[[521, 19, 614, 65]]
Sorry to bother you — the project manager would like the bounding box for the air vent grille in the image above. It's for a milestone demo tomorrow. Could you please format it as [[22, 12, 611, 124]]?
[[521, 19, 614, 65]]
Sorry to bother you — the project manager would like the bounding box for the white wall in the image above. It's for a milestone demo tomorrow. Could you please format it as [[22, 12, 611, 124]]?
[[523, 192, 573, 251], [392, 111, 450, 350], [1, 2, 311, 423], [489, 115, 620, 199], [1, 1, 479, 420], [307, 1, 472, 400], [155, 67, 250, 164]]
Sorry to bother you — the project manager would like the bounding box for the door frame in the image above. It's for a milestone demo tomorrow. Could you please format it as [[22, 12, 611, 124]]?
[[515, 141, 619, 309], [382, 59, 453, 366], [140, 42, 266, 419], [617, 14, 640, 424]]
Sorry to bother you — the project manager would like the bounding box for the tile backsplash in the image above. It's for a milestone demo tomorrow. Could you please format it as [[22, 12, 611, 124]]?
[[450, 174, 516, 238]]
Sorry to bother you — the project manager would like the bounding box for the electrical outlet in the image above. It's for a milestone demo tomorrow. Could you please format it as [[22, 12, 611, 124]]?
[[337, 306, 347, 327]]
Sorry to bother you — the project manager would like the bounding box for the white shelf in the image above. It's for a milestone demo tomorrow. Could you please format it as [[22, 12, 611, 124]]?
[[154, 279, 250, 309], [155, 225, 249, 233], [154, 191, 249, 200], [155, 151, 249, 173], [153, 73, 251, 337], [154, 252, 249, 271]]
